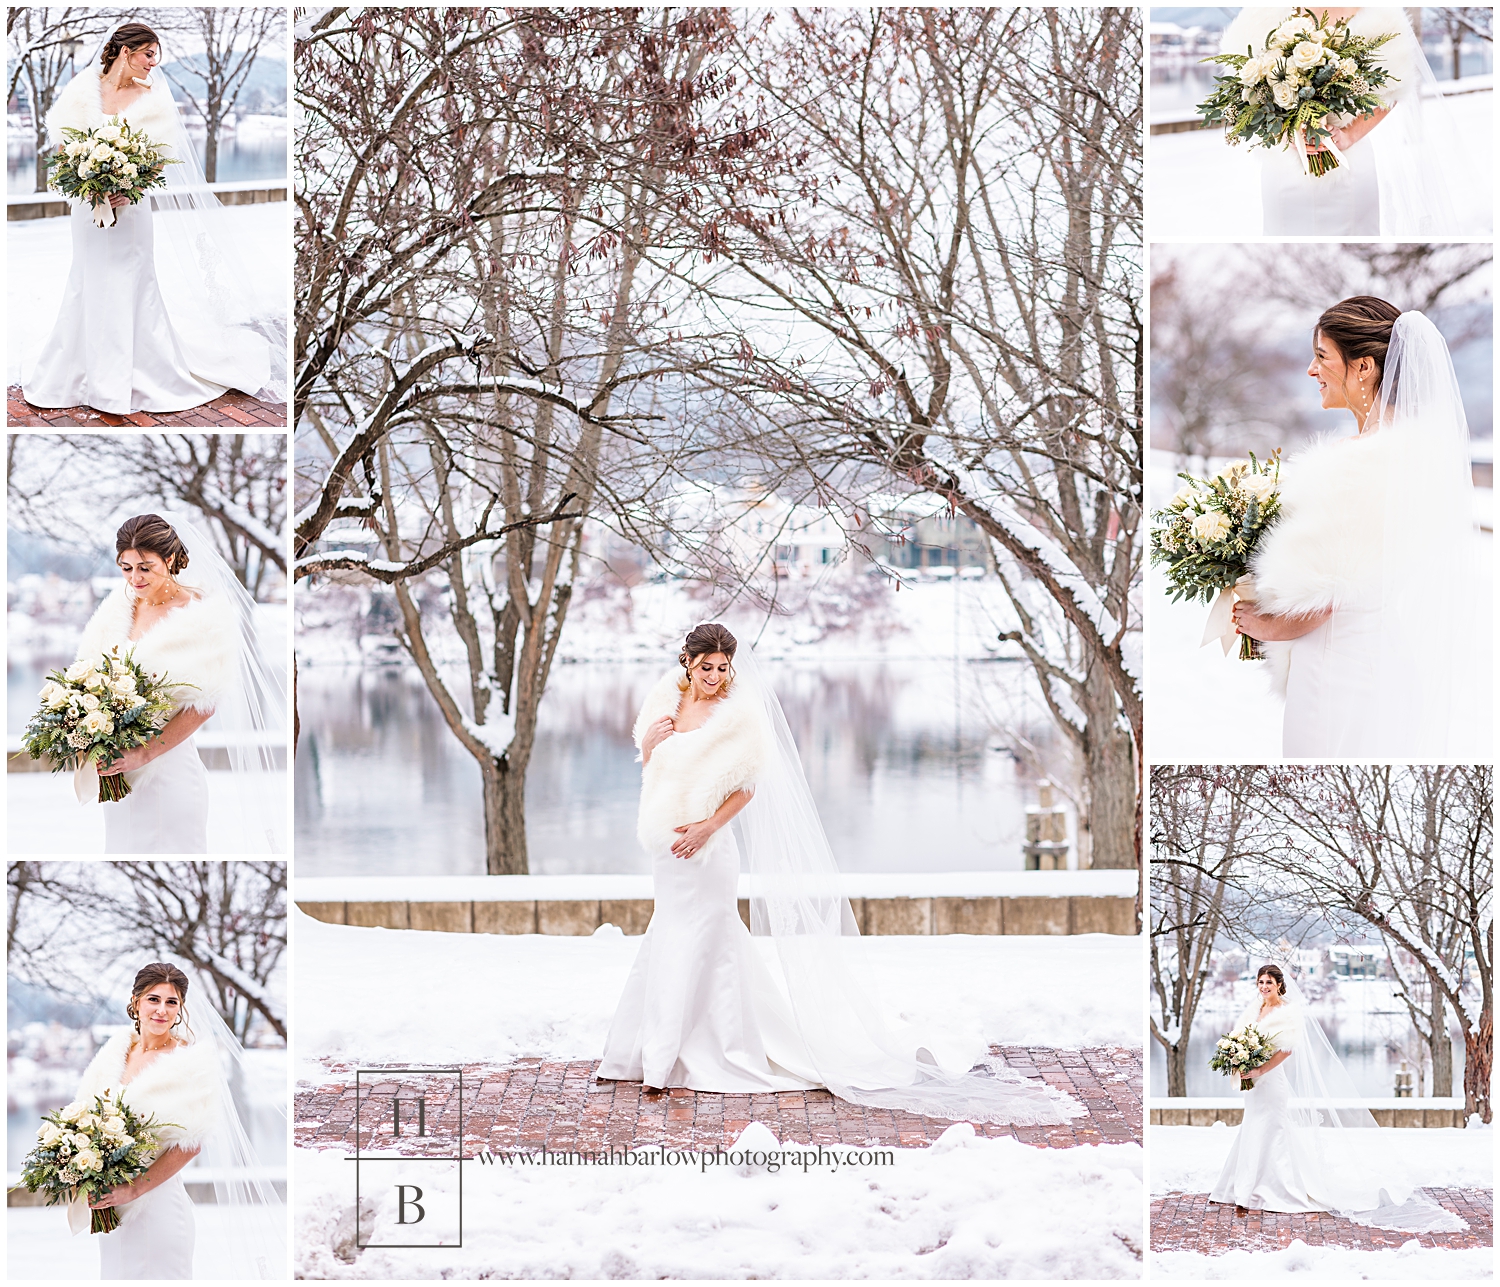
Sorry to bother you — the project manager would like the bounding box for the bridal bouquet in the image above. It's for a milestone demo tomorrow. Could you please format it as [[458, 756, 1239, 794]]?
[[1197, 7, 1397, 177], [1211, 1024, 1278, 1092], [20, 646, 180, 802], [47, 113, 179, 228], [1149, 454, 1282, 660], [17, 1091, 173, 1233]]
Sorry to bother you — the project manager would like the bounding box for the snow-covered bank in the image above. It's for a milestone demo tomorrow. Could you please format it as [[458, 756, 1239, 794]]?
[[1149, 1124, 1493, 1194], [296, 1122, 1143, 1280], [1152, 1243, 1492, 1281], [293, 870, 1137, 903], [294, 911, 1143, 1077]]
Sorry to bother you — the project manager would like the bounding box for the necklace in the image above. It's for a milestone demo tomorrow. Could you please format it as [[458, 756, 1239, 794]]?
[[139, 588, 179, 608]]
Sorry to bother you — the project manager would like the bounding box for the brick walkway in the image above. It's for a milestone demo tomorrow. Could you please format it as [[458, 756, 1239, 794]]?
[[1151, 1190, 1493, 1253], [296, 1046, 1141, 1156], [7, 385, 286, 428]]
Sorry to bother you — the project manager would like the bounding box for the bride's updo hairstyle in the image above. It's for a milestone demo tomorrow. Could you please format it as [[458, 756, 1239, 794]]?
[[1315, 296, 1403, 394], [126, 961, 192, 1036], [677, 622, 737, 693], [1256, 963, 1287, 996], [101, 23, 160, 74], [116, 514, 190, 574]]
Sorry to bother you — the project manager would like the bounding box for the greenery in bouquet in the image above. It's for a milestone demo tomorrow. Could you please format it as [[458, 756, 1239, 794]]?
[[1197, 7, 1397, 177], [19, 646, 182, 803], [1210, 1023, 1279, 1092], [16, 1091, 173, 1234], [1150, 454, 1282, 657], [47, 114, 179, 223]]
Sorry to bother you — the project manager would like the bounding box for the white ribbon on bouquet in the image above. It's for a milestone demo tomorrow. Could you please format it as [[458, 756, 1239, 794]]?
[[1201, 574, 1260, 656]]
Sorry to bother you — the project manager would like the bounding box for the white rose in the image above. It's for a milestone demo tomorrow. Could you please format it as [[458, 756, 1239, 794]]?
[[69, 1131, 91, 1150], [1338, 57, 1357, 77], [123, 162, 138, 177], [40, 680, 70, 709], [1190, 511, 1233, 542], [1289, 41, 1325, 72], [1241, 474, 1277, 502], [98, 124, 121, 141], [81, 710, 114, 736], [85, 667, 109, 691], [1272, 81, 1299, 110], [81, 691, 101, 711], [64, 661, 93, 683], [37, 1121, 64, 1146], [110, 674, 139, 699], [60, 1101, 88, 1121], [1239, 56, 1266, 86], [74, 1148, 103, 1173], [89, 143, 112, 162]]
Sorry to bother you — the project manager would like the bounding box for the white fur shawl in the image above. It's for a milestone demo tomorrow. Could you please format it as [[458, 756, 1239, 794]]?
[[1222, 8, 1422, 104], [1249, 432, 1387, 697], [47, 69, 182, 149], [1251, 432, 1387, 618], [67, 1031, 223, 1234], [75, 586, 237, 715], [633, 670, 773, 852]]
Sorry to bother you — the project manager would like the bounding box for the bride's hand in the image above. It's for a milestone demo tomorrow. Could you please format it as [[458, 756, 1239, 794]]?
[[99, 746, 152, 776], [640, 716, 675, 757], [107, 193, 131, 209], [671, 819, 716, 859], [90, 1182, 137, 1208]]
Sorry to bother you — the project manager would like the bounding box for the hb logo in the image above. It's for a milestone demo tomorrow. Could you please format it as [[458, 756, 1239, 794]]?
[[352, 1067, 464, 1248]]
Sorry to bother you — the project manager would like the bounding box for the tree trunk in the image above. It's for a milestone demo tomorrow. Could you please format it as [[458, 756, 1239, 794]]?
[[204, 111, 220, 184], [1082, 670, 1136, 869], [1452, 35, 1461, 82], [1165, 1041, 1188, 1097], [34, 121, 49, 193], [481, 756, 529, 876], [1428, 990, 1453, 1097], [1462, 1008, 1491, 1123]]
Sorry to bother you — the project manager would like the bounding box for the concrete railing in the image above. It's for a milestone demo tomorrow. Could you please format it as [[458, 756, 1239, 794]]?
[[1150, 1096, 1469, 1128], [8, 179, 287, 220], [295, 871, 1139, 937]]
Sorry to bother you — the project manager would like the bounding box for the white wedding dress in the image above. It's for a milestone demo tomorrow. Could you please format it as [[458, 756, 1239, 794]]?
[[598, 652, 1082, 1126], [1249, 313, 1490, 758], [1209, 993, 1466, 1232], [1224, 8, 1481, 236], [22, 66, 275, 413]]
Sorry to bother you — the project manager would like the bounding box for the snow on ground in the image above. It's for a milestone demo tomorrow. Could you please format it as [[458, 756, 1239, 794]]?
[[1148, 92, 1493, 239], [7, 203, 288, 386], [296, 1121, 1144, 1280], [8, 1202, 285, 1280], [1150, 1123, 1494, 1194], [7, 769, 286, 854], [1152, 1243, 1493, 1280], [294, 911, 1142, 1078]]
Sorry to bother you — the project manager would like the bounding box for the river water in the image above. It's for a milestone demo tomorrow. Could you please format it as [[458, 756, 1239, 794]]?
[[294, 658, 1063, 877]]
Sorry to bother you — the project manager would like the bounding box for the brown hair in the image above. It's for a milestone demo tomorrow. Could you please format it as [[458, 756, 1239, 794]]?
[[101, 23, 159, 74], [116, 514, 189, 574], [1256, 963, 1287, 996], [677, 623, 737, 691], [1315, 296, 1402, 391], [126, 962, 191, 1035]]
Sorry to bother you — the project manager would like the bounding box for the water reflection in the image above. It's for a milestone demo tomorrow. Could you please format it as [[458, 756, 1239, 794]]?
[[9, 130, 287, 195], [295, 660, 1052, 876]]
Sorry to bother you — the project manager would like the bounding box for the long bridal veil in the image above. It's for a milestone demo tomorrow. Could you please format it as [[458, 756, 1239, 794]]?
[[1371, 312, 1491, 759], [728, 634, 1083, 1126], [167, 966, 288, 1278], [163, 511, 288, 853], [74, 23, 287, 403], [1271, 972, 1467, 1233]]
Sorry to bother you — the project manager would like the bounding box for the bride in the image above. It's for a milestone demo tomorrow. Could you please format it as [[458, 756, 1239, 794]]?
[[1210, 964, 1466, 1232], [598, 623, 1081, 1124], [22, 21, 285, 416], [70, 962, 285, 1279], [1221, 8, 1484, 236], [1231, 297, 1491, 759], [71, 512, 286, 853]]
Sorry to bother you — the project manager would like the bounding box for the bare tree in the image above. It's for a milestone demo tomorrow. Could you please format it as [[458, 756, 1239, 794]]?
[[1239, 765, 1493, 1122], [294, 8, 763, 873], [8, 7, 119, 191], [1431, 7, 1492, 78], [1149, 766, 1264, 1096], [695, 8, 1142, 886], [153, 6, 285, 183], [7, 861, 287, 1046], [7, 433, 288, 597]]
